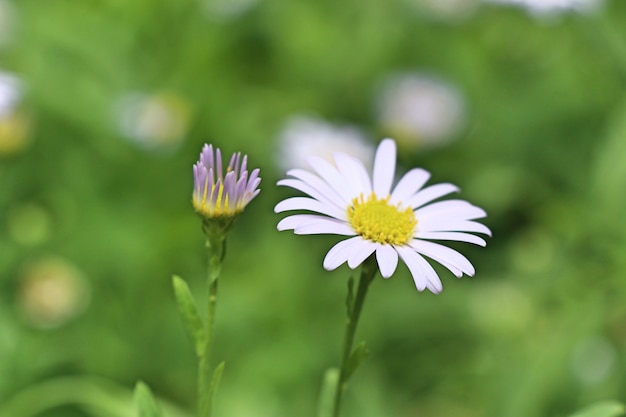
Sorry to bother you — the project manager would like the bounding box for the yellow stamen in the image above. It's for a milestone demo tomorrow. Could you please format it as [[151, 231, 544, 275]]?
[[194, 180, 236, 218], [347, 192, 416, 245]]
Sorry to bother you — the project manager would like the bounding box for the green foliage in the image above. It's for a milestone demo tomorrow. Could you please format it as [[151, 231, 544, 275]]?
[[2, 0, 626, 416], [569, 401, 625, 417], [207, 361, 225, 415], [317, 368, 339, 417], [345, 342, 369, 381], [172, 275, 204, 357], [134, 382, 165, 417]]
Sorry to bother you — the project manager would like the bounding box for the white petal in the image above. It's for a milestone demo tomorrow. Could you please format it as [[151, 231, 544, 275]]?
[[407, 183, 459, 209], [418, 219, 492, 236], [295, 222, 357, 236], [415, 200, 486, 221], [277, 214, 355, 235], [281, 170, 346, 208], [414, 256, 443, 293], [372, 139, 396, 197], [276, 173, 347, 207], [274, 197, 347, 220], [389, 168, 431, 205], [347, 239, 377, 269], [307, 156, 355, 202], [410, 240, 475, 277], [277, 214, 320, 231], [396, 246, 424, 288], [396, 245, 430, 292], [324, 237, 361, 270], [333, 152, 372, 196], [415, 231, 487, 247], [376, 244, 399, 278]]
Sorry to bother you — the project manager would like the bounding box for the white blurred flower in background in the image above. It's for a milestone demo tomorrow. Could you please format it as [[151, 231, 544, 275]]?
[[17, 257, 91, 329], [376, 73, 465, 151], [0, 70, 31, 157], [483, 0, 603, 16], [203, 0, 260, 20], [407, 0, 481, 21], [276, 115, 374, 172], [115, 91, 191, 152], [571, 337, 617, 386], [0, 71, 21, 116]]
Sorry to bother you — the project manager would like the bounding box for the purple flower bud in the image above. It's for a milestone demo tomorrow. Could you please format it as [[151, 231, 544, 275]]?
[[192, 144, 261, 223]]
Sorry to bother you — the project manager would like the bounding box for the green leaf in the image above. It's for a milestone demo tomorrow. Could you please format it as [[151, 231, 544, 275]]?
[[344, 341, 369, 381], [593, 98, 626, 211], [134, 381, 164, 417], [317, 368, 339, 417], [172, 275, 204, 357], [568, 401, 625, 417], [207, 361, 226, 411]]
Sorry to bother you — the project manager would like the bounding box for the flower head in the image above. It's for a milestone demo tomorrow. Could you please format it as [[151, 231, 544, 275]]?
[[484, 0, 603, 16], [275, 138, 490, 293], [193, 144, 261, 232], [0, 71, 22, 117], [0, 71, 31, 157], [115, 91, 191, 152], [377, 73, 465, 150], [276, 115, 374, 171], [407, 0, 480, 22], [18, 257, 90, 329]]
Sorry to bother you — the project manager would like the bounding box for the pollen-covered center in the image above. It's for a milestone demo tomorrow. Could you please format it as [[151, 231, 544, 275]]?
[[347, 192, 417, 245]]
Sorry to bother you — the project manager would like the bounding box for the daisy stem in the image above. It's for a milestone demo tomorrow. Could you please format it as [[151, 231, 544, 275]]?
[[198, 234, 225, 417], [333, 256, 377, 417]]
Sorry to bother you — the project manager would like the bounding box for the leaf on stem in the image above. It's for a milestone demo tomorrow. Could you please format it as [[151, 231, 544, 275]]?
[[207, 361, 226, 411], [172, 275, 204, 357], [134, 381, 165, 417], [208, 256, 223, 284], [568, 401, 625, 417], [317, 368, 339, 417], [344, 341, 369, 381]]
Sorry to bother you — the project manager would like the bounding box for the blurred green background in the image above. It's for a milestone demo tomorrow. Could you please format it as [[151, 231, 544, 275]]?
[[2, 0, 626, 416]]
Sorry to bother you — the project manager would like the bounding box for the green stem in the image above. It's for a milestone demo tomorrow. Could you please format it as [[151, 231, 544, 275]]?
[[332, 256, 377, 417], [198, 235, 225, 417]]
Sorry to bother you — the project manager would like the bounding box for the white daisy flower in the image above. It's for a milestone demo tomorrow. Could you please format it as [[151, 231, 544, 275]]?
[[275, 138, 490, 293]]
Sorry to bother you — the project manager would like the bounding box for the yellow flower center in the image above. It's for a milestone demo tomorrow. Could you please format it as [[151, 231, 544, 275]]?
[[193, 178, 233, 218], [347, 193, 417, 245]]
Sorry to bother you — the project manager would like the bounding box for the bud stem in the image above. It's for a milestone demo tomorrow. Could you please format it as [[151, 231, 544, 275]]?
[[198, 235, 225, 417]]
